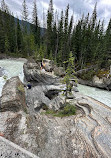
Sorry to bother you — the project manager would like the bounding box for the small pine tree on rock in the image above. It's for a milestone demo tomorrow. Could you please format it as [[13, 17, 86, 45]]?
[[63, 52, 77, 104]]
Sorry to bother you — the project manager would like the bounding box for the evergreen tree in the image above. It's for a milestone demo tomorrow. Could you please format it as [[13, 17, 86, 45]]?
[[32, 0, 37, 25], [23, 34, 35, 56], [67, 15, 73, 52], [0, 0, 109, 69], [90, 3, 97, 31], [0, 9, 5, 53], [52, 21, 57, 60], [1, 0, 9, 13], [43, 8, 46, 28], [96, 20, 105, 65], [57, 10, 64, 64], [104, 19, 111, 65], [32, 0, 40, 46], [63, 52, 76, 104], [46, 0, 54, 57], [22, 0, 28, 21], [22, 0, 28, 34], [63, 4, 69, 63], [5, 35, 9, 53], [73, 19, 82, 63], [8, 14, 16, 53], [16, 19, 23, 52], [1, 0, 5, 11]]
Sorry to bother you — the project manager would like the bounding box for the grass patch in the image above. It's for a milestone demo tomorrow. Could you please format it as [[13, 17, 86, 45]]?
[[17, 84, 25, 93], [43, 103, 76, 117]]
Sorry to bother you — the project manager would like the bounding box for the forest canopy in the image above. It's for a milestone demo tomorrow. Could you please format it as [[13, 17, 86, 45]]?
[[0, 0, 111, 69]]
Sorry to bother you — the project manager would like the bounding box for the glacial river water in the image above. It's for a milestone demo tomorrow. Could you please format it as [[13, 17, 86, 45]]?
[[0, 59, 111, 107], [78, 84, 111, 107], [0, 59, 25, 96]]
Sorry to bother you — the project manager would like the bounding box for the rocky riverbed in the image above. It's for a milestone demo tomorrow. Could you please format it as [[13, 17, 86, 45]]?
[[0, 59, 111, 158]]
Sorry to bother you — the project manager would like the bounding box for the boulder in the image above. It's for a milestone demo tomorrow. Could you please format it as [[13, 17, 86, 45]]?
[[34, 100, 43, 111], [42, 59, 54, 72], [0, 76, 26, 112], [49, 93, 65, 111], [79, 76, 111, 90], [72, 86, 79, 92], [26, 60, 40, 70], [70, 80, 78, 87], [92, 75, 111, 90], [0, 54, 6, 59], [92, 75, 105, 88], [23, 61, 59, 85], [54, 66, 65, 77]]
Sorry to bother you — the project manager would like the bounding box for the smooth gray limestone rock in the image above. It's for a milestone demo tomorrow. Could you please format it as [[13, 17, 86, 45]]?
[[0, 136, 39, 158], [1, 76, 26, 112]]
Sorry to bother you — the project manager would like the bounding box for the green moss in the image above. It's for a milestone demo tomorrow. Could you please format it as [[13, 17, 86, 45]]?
[[17, 84, 25, 93], [23, 107, 28, 114], [43, 103, 76, 117], [96, 69, 109, 78]]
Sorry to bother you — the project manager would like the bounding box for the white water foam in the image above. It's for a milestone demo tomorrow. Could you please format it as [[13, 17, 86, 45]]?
[[0, 59, 25, 96]]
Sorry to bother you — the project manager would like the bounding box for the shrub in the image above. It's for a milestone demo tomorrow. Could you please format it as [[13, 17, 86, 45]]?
[[96, 69, 109, 78], [78, 70, 96, 80], [61, 103, 76, 116], [3, 75, 8, 81], [43, 103, 76, 117]]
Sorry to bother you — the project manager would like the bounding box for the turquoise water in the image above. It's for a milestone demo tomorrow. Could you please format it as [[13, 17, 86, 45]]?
[[78, 84, 111, 107], [0, 59, 25, 96]]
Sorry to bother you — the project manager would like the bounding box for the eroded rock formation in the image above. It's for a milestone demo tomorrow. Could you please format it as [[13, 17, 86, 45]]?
[[23, 60, 59, 85], [0, 76, 26, 112], [1, 88, 111, 158], [0, 60, 111, 158]]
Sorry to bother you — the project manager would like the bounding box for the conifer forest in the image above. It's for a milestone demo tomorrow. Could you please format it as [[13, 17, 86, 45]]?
[[0, 0, 111, 69]]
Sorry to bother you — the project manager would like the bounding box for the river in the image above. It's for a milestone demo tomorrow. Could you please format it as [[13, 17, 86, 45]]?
[[0, 59, 111, 107], [0, 59, 25, 96], [78, 84, 111, 107]]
